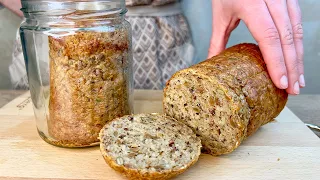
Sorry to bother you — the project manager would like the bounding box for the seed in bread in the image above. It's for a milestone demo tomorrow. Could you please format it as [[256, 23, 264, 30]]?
[[99, 113, 201, 180], [163, 43, 288, 156]]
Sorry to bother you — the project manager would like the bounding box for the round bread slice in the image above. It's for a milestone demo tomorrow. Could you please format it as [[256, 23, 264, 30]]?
[[99, 113, 202, 180]]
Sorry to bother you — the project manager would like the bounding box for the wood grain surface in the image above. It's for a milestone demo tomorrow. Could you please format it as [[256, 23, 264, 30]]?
[[0, 90, 319, 180]]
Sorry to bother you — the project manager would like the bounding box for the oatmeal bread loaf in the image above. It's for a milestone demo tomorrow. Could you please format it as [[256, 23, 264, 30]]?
[[164, 43, 288, 155], [48, 31, 131, 147], [99, 113, 201, 180]]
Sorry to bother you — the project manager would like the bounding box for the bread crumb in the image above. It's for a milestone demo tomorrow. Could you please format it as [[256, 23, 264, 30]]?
[[270, 119, 277, 123]]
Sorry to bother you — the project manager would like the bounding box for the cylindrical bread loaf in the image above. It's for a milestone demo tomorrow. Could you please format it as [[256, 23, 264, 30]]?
[[163, 43, 288, 155]]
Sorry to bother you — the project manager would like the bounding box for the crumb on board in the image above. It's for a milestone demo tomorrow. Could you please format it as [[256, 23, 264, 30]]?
[[270, 119, 277, 123]]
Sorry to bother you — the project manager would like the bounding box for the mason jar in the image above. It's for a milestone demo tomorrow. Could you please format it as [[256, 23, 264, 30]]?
[[20, 0, 133, 147]]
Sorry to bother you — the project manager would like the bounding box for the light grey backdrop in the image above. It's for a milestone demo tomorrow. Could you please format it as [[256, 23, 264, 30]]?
[[0, 0, 319, 94], [0, 8, 21, 90]]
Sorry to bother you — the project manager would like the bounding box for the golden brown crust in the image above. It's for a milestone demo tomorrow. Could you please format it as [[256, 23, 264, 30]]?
[[49, 31, 129, 59], [196, 44, 287, 136], [99, 114, 201, 180], [48, 31, 130, 147], [211, 43, 288, 136], [190, 43, 287, 136]]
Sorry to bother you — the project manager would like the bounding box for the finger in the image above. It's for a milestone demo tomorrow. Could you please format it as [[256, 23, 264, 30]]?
[[208, 24, 229, 59], [287, 0, 304, 87], [265, 0, 300, 95], [240, 2, 288, 91], [208, 1, 239, 58], [208, 9, 230, 59], [208, 19, 240, 58]]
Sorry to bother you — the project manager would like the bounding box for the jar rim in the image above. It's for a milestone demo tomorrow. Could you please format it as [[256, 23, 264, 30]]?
[[21, 0, 126, 14]]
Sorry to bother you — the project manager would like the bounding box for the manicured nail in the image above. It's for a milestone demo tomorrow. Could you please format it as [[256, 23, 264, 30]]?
[[299, 74, 305, 87], [294, 81, 300, 94], [280, 75, 288, 89]]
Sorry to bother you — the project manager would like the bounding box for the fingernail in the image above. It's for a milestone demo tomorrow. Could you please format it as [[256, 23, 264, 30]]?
[[299, 74, 305, 87], [294, 81, 300, 94], [280, 75, 288, 89]]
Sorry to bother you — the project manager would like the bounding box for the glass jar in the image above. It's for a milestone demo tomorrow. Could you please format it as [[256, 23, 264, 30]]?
[[20, 0, 133, 147]]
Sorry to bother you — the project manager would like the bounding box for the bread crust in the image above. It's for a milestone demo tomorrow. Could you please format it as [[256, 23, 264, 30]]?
[[195, 44, 288, 136], [99, 114, 201, 180], [164, 43, 288, 155]]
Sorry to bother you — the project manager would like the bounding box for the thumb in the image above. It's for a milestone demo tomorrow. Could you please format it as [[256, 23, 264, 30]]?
[[208, 18, 240, 59], [207, 25, 230, 58]]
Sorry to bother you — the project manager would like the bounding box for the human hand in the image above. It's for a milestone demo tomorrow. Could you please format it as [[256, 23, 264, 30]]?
[[208, 0, 304, 95], [0, 0, 23, 17]]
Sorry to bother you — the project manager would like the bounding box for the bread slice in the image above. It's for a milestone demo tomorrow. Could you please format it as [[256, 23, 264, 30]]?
[[99, 113, 201, 180], [163, 43, 288, 156]]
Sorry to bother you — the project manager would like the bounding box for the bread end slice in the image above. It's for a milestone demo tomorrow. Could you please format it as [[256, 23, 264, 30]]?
[[99, 113, 201, 180]]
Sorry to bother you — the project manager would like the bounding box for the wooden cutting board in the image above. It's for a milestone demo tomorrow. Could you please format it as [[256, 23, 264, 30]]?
[[0, 90, 319, 180]]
